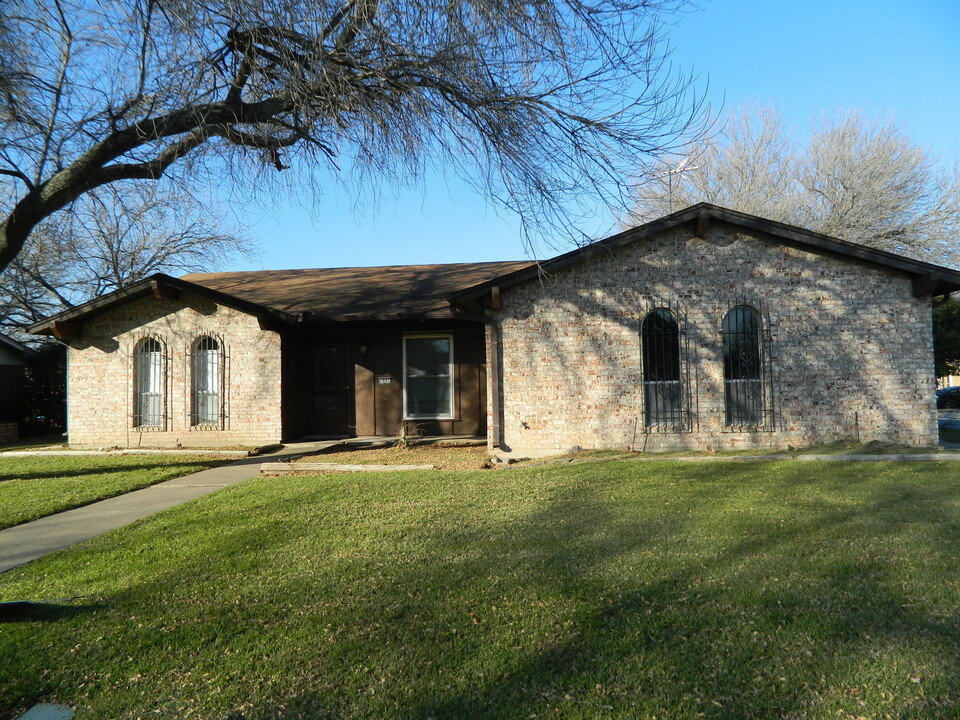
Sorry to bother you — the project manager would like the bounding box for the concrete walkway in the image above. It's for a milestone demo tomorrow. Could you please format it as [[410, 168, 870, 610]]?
[[0, 442, 331, 574]]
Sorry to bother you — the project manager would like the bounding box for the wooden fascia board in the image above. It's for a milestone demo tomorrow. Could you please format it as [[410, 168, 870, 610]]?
[[26, 280, 157, 335], [700, 206, 960, 286]]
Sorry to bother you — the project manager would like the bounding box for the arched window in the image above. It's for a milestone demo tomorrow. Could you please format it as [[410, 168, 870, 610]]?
[[192, 336, 221, 426], [722, 306, 763, 427], [641, 309, 683, 427], [134, 337, 163, 427]]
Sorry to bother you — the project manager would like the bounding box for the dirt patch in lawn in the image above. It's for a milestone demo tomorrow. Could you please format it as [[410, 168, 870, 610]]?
[[296, 443, 494, 471]]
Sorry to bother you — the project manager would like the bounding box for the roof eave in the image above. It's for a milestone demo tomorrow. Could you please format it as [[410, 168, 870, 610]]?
[[27, 274, 298, 337], [0, 332, 29, 354]]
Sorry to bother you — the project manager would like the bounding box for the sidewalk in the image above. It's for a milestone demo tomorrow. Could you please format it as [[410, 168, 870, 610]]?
[[0, 442, 331, 574]]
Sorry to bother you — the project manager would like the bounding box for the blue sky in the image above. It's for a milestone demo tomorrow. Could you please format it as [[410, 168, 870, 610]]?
[[224, 0, 960, 272]]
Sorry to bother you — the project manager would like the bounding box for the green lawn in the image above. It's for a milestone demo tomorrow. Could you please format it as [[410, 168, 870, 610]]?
[[0, 455, 227, 529], [3, 459, 960, 719]]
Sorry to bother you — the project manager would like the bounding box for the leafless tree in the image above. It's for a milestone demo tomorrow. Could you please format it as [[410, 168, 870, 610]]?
[[628, 104, 960, 265], [0, 0, 709, 271], [0, 182, 253, 329]]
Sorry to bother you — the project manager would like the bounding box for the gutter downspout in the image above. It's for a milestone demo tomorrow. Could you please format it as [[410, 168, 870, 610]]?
[[448, 305, 503, 450]]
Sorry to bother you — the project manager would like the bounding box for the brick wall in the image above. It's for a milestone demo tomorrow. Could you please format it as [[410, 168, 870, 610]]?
[[492, 223, 938, 452], [66, 292, 282, 448]]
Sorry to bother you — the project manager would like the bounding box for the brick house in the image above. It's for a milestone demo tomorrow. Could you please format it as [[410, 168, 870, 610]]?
[[28, 203, 960, 451]]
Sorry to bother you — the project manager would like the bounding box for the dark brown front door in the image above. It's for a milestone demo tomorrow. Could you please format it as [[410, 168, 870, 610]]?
[[308, 344, 350, 436]]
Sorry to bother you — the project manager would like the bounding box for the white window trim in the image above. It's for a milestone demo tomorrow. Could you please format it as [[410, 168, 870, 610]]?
[[402, 334, 455, 420]]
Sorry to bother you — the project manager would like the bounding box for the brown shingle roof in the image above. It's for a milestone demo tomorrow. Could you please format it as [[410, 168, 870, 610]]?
[[181, 261, 534, 320]]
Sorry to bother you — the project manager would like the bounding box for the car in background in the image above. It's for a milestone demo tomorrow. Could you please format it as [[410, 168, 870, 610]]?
[[937, 386, 960, 409]]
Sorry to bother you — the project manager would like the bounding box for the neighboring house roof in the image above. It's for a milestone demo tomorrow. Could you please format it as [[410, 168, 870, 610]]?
[[181, 261, 534, 321], [0, 332, 28, 364], [28, 261, 534, 337], [452, 203, 960, 304]]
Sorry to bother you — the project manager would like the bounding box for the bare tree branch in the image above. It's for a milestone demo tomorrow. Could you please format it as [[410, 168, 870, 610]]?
[[0, 0, 708, 270], [0, 181, 254, 330]]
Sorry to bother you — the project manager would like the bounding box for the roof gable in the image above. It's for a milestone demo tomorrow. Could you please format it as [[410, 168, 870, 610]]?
[[27, 275, 298, 338], [452, 203, 960, 303]]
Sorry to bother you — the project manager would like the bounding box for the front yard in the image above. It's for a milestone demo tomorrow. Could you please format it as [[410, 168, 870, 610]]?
[[3, 458, 960, 718], [0, 455, 227, 529]]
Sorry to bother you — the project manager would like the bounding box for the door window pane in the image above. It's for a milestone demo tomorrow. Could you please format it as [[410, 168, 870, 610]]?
[[312, 346, 342, 412], [404, 336, 453, 418]]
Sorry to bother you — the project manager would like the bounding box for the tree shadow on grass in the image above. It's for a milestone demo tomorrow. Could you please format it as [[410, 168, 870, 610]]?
[[390, 469, 959, 718], [4, 463, 960, 719], [0, 599, 107, 623]]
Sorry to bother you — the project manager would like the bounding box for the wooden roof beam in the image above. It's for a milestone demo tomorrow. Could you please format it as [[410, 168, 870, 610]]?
[[50, 320, 82, 339], [914, 272, 939, 297], [696, 208, 710, 237], [152, 278, 180, 300]]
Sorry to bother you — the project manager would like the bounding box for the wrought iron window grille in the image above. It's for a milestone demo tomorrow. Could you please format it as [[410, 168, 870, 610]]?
[[133, 335, 166, 430], [190, 335, 225, 429], [721, 303, 776, 431], [640, 304, 693, 433]]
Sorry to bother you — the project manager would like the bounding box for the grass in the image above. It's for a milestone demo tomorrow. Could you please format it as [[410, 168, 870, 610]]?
[[3, 458, 960, 719], [0, 455, 227, 529]]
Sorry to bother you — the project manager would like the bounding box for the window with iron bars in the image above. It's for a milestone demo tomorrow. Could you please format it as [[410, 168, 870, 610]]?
[[640, 308, 690, 431], [191, 336, 222, 427], [134, 337, 164, 428], [721, 306, 768, 429]]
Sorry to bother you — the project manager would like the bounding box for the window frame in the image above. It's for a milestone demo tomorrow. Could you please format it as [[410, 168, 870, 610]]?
[[133, 336, 165, 429], [191, 335, 223, 428], [402, 334, 455, 421]]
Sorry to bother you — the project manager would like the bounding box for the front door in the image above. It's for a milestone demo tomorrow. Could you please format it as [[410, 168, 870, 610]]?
[[307, 344, 351, 437]]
